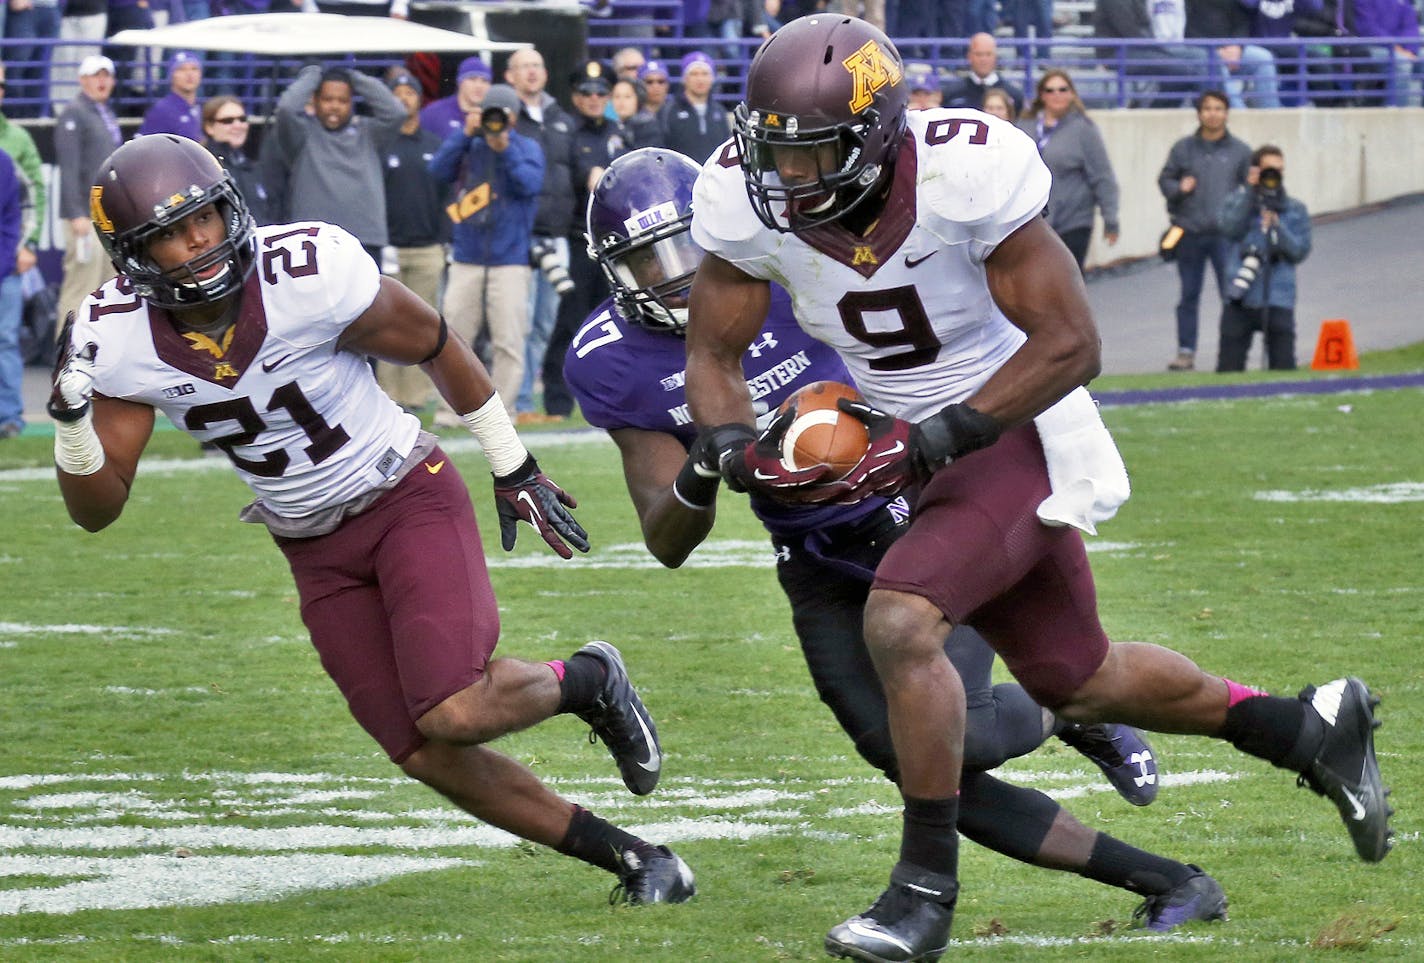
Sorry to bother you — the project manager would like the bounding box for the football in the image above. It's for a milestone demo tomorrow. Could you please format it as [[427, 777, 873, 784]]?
[[776, 381, 869, 479]]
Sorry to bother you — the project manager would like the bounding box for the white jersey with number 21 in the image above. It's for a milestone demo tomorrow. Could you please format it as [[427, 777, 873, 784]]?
[[73, 222, 419, 518]]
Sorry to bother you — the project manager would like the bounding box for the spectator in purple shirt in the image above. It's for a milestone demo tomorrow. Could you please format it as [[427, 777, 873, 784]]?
[[419, 56, 490, 139], [138, 50, 203, 139], [1353, 0, 1423, 104]]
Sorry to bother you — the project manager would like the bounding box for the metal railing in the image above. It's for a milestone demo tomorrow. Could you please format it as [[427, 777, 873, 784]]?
[[1, 29, 1419, 123]]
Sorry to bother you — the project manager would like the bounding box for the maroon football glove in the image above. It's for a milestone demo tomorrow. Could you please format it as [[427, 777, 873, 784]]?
[[492, 455, 589, 559], [788, 399, 917, 505], [793, 399, 1003, 505]]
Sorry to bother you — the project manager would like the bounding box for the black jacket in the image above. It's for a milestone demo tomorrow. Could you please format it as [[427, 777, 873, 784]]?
[[514, 94, 578, 239], [206, 139, 277, 227], [659, 95, 731, 166]]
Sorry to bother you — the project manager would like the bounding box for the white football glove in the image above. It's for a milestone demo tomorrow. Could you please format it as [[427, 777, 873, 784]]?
[[48, 312, 98, 422]]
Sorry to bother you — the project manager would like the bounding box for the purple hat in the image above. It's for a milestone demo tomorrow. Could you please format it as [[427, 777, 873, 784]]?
[[168, 50, 202, 73], [905, 62, 936, 93], [457, 56, 492, 83], [679, 51, 715, 75], [637, 59, 669, 80]]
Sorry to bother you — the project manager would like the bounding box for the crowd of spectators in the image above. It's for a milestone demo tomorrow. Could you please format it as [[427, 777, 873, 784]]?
[[0, 3, 1417, 434]]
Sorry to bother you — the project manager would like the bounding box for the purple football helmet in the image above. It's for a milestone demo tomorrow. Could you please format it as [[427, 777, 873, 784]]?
[[734, 15, 909, 231], [90, 134, 256, 308], [586, 147, 705, 334]]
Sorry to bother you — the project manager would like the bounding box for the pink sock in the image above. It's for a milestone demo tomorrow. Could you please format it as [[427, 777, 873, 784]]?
[[545, 659, 566, 681], [1224, 678, 1267, 707]]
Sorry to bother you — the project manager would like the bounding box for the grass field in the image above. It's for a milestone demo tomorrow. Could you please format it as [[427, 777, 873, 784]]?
[[1, 350, 1420, 960]]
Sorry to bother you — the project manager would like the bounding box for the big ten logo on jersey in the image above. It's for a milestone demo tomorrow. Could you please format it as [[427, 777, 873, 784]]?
[[162, 382, 196, 400], [842, 39, 902, 112]]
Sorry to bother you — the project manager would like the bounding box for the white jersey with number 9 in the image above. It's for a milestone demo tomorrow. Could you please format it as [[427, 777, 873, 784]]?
[[690, 108, 1050, 423]]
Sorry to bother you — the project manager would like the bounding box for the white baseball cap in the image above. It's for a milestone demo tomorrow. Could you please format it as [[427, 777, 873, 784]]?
[[78, 55, 115, 77]]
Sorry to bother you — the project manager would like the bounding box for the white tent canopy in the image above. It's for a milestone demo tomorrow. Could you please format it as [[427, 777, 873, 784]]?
[[109, 12, 530, 56]]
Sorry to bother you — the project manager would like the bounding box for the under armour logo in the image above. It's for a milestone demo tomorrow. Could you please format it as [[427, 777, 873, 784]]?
[[1130, 750, 1156, 788], [773, 545, 791, 563], [746, 332, 779, 358]]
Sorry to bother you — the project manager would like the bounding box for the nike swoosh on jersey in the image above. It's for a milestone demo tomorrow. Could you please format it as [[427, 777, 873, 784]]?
[[261, 354, 293, 373], [904, 251, 938, 268], [425, 460, 446, 475], [516, 489, 543, 522], [880, 440, 905, 456]]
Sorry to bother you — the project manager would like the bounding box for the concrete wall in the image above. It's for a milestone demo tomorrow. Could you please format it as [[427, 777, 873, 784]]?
[[1082, 107, 1424, 268]]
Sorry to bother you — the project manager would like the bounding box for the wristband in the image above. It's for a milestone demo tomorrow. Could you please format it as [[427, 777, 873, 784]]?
[[54, 408, 106, 476], [672, 454, 720, 510], [912, 403, 1002, 474], [704, 422, 757, 469], [460, 393, 530, 477]]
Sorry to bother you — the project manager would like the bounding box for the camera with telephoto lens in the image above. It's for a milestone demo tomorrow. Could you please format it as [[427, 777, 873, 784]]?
[[1228, 243, 1264, 302], [1256, 166, 1285, 211], [529, 237, 575, 296], [480, 105, 511, 135]]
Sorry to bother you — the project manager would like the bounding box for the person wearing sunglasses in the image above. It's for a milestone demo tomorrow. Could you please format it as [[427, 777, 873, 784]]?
[[202, 95, 275, 225], [1017, 69, 1119, 271]]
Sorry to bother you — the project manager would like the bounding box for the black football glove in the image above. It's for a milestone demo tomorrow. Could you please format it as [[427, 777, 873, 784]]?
[[672, 429, 723, 509], [48, 311, 98, 423], [705, 417, 833, 498], [492, 454, 590, 559]]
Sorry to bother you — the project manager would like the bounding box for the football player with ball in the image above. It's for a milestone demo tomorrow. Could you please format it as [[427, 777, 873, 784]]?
[[683, 15, 1392, 961], [566, 146, 1233, 938], [49, 134, 694, 909]]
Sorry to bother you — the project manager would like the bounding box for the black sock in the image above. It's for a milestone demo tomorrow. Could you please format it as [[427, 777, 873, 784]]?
[[555, 805, 644, 874], [555, 652, 605, 715], [899, 794, 959, 891], [1083, 833, 1195, 896], [1220, 693, 1320, 771]]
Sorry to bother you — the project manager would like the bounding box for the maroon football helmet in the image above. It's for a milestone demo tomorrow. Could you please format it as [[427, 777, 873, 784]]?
[[90, 134, 256, 308], [734, 15, 909, 231]]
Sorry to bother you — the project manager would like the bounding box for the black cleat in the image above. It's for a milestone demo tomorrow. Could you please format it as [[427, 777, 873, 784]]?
[[825, 863, 956, 963], [573, 641, 662, 795], [1058, 723, 1160, 806], [1297, 677, 1394, 862], [1132, 865, 1228, 932], [610, 845, 696, 905]]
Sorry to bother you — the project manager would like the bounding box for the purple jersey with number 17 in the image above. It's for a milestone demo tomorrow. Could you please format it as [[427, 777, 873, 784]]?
[[563, 285, 881, 538], [73, 221, 420, 518]]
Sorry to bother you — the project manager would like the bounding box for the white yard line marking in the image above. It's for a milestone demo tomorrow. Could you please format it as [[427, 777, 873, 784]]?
[[1255, 481, 1424, 503]]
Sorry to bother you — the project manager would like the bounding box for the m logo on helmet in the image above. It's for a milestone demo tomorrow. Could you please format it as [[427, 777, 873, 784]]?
[[842, 39, 901, 113], [90, 186, 114, 232]]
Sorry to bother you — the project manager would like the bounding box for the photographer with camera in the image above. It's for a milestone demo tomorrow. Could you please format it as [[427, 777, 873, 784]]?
[[1215, 145, 1311, 372], [428, 84, 546, 417]]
